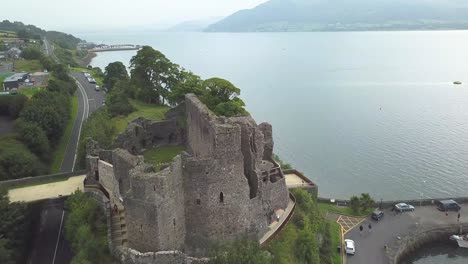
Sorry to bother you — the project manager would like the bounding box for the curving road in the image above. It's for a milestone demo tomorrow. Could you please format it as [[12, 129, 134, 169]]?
[[28, 39, 106, 264]]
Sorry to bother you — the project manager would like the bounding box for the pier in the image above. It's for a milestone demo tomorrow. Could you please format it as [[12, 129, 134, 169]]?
[[89, 44, 141, 52]]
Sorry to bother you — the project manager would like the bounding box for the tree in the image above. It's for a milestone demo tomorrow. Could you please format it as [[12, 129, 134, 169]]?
[[200, 78, 247, 117], [103, 61, 128, 91], [15, 119, 50, 160], [130, 46, 179, 104], [107, 90, 135, 117], [46, 79, 77, 96], [360, 193, 374, 211], [208, 238, 271, 264], [21, 47, 42, 60], [19, 91, 70, 143], [350, 195, 360, 213], [8, 94, 28, 119], [0, 238, 14, 264], [0, 146, 46, 180], [167, 70, 204, 105], [0, 41, 5, 52]]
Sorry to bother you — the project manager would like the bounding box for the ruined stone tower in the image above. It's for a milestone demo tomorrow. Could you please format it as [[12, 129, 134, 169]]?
[[87, 94, 290, 260]]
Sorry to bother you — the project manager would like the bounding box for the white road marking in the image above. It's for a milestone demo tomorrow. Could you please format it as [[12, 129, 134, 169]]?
[[71, 78, 89, 171], [51, 210, 65, 264]]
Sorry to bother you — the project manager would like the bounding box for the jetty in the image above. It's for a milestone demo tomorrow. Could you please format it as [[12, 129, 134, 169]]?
[[89, 44, 141, 52]]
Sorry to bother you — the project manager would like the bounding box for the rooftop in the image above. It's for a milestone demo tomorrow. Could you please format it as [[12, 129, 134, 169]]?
[[4, 72, 28, 82]]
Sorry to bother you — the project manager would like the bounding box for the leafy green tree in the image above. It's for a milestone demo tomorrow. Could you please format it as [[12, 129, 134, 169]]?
[[0, 41, 6, 52], [319, 222, 333, 264], [8, 94, 28, 119], [46, 79, 77, 96], [39, 55, 55, 71], [0, 238, 14, 264], [209, 238, 271, 264], [200, 78, 247, 117], [15, 119, 50, 160], [130, 46, 179, 104], [21, 46, 42, 60], [350, 195, 360, 213], [19, 91, 70, 143], [0, 145, 46, 180], [103, 61, 128, 91], [65, 191, 111, 264], [52, 63, 71, 82], [360, 193, 374, 211], [107, 90, 135, 117], [168, 70, 204, 105]]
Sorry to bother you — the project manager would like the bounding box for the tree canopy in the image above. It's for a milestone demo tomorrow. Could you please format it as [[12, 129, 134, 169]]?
[[104, 61, 128, 91]]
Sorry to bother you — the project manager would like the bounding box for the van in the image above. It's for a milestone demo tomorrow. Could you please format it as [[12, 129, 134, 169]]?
[[435, 199, 461, 212]]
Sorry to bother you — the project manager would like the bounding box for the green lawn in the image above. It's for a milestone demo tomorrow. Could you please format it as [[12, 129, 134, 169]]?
[[329, 221, 342, 264], [143, 145, 184, 171], [113, 99, 168, 136], [14, 60, 43, 72], [50, 95, 79, 173], [19, 87, 42, 98], [318, 202, 374, 217]]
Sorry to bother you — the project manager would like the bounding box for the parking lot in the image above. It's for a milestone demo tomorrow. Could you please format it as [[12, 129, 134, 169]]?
[[345, 204, 468, 264]]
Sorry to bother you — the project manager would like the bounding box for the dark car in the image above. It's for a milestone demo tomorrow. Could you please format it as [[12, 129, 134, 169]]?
[[435, 200, 461, 212], [371, 209, 384, 221]]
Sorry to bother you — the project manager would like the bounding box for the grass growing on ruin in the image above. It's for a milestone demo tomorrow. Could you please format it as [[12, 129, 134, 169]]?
[[143, 145, 184, 171], [50, 95, 79, 173], [318, 202, 373, 217], [14, 59, 43, 72], [113, 99, 168, 136]]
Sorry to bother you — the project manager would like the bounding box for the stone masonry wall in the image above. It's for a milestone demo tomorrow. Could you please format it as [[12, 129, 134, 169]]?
[[125, 156, 185, 253], [98, 160, 119, 201]]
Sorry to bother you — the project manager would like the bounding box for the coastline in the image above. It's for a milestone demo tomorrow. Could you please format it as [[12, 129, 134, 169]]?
[[79, 51, 97, 67]]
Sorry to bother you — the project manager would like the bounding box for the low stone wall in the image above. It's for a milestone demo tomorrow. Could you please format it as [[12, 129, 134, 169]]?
[[116, 248, 208, 264], [0, 170, 87, 189], [389, 223, 468, 264], [317, 196, 468, 209]]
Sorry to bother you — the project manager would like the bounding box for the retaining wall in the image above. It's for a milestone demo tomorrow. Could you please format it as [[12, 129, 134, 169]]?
[[390, 223, 468, 264], [0, 170, 86, 189]]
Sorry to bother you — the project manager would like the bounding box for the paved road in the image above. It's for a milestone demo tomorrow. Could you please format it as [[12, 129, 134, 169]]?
[[72, 72, 106, 114], [345, 205, 468, 264], [29, 198, 73, 264]]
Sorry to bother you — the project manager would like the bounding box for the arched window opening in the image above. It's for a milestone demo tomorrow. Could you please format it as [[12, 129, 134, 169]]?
[[220, 192, 224, 203]]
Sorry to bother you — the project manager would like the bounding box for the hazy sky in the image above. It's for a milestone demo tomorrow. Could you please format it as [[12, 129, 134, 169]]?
[[2, 0, 268, 32]]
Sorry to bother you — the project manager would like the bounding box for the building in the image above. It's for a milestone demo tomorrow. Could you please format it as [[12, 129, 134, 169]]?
[[6, 47, 21, 59], [3, 72, 28, 90], [86, 94, 292, 263]]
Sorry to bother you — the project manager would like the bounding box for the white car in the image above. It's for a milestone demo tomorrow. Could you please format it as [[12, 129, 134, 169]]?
[[95, 85, 100, 91], [394, 203, 415, 212], [344, 239, 355, 255]]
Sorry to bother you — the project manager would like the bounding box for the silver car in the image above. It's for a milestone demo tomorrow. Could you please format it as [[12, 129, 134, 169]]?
[[344, 239, 355, 255], [394, 202, 415, 212]]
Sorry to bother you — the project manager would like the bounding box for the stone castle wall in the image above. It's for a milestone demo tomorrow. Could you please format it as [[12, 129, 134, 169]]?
[[86, 93, 290, 262]]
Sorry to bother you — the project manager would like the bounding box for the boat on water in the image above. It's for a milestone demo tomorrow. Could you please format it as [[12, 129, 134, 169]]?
[[449, 234, 468, 248], [454, 81, 462, 85]]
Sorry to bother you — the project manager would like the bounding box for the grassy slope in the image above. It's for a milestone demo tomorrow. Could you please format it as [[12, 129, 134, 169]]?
[[50, 95, 79, 173], [329, 221, 342, 264], [14, 60, 43, 72], [143, 146, 185, 171], [19, 87, 42, 98], [318, 202, 374, 217], [113, 99, 168, 137]]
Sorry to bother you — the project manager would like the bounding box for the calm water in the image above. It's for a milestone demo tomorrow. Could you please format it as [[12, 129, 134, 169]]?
[[77, 30, 468, 264], [78, 31, 468, 201]]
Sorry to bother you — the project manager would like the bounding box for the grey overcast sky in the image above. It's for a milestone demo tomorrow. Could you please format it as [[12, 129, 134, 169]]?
[[2, 0, 268, 32]]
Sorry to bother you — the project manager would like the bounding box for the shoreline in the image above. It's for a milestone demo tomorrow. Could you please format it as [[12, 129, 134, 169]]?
[[79, 51, 97, 67]]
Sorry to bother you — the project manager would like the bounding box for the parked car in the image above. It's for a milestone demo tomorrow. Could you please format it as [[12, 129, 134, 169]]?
[[435, 200, 461, 212], [371, 209, 384, 221], [87, 77, 96, 84], [95, 85, 100, 91], [344, 239, 355, 255], [394, 203, 415, 212]]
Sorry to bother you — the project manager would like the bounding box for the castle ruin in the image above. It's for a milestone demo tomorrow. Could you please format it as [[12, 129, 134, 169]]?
[[86, 94, 290, 261]]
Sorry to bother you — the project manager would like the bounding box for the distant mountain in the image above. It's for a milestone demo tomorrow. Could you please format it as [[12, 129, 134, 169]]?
[[167, 17, 222, 32], [205, 0, 468, 32]]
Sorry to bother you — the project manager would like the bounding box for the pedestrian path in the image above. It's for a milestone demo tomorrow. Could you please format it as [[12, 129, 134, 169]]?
[[8, 175, 85, 202]]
